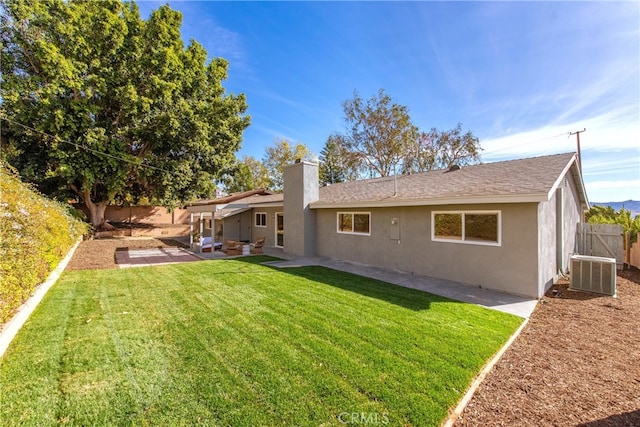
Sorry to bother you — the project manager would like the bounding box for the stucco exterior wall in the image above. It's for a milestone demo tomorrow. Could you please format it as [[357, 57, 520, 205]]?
[[283, 162, 318, 256], [538, 173, 583, 298], [537, 193, 557, 297], [223, 207, 282, 246], [562, 173, 584, 264], [537, 172, 585, 297], [222, 210, 252, 242], [250, 207, 281, 247], [222, 217, 238, 241], [314, 203, 541, 298]]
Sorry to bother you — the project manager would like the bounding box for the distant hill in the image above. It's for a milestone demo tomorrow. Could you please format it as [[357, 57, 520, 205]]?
[[591, 200, 640, 217]]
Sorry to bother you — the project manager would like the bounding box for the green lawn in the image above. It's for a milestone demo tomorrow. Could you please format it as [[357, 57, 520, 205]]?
[[0, 256, 521, 426]]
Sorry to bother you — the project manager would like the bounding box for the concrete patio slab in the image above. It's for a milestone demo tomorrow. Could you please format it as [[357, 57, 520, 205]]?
[[115, 247, 201, 268]]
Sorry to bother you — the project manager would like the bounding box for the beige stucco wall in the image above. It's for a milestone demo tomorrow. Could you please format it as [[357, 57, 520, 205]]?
[[537, 193, 557, 297], [222, 210, 252, 242], [537, 171, 585, 297], [250, 207, 282, 247], [562, 173, 584, 262], [315, 203, 541, 298], [223, 207, 282, 246], [283, 162, 318, 256]]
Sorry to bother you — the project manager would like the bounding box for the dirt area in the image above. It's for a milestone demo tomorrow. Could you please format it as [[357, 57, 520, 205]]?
[[65, 237, 187, 270], [66, 239, 640, 425], [457, 268, 640, 426]]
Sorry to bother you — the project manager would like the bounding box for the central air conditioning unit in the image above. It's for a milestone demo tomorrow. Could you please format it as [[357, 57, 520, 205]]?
[[570, 255, 616, 297]]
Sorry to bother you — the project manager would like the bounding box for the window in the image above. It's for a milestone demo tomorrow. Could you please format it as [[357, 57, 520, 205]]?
[[255, 212, 267, 227], [432, 211, 500, 245], [337, 212, 370, 235]]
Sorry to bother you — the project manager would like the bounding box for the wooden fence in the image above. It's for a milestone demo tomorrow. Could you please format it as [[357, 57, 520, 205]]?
[[629, 233, 640, 269], [576, 223, 624, 270]]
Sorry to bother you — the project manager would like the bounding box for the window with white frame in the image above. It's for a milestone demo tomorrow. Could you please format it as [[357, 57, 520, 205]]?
[[432, 211, 501, 245], [255, 212, 267, 227], [337, 212, 370, 235]]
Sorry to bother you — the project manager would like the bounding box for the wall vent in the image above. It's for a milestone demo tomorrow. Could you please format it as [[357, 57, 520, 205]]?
[[570, 255, 616, 296]]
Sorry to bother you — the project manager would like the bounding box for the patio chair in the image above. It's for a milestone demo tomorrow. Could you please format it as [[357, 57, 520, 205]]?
[[225, 240, 242, 256], [251, 237, 266, 254]]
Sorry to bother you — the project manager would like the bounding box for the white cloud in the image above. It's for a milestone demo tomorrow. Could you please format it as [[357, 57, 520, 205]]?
[[584, 179, 640, 202], [582, 157, 640, 178], [481, 109, 640, 161]]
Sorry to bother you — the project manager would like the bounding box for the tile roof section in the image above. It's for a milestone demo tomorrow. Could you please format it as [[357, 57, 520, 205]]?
[[313, 153, 580, 208]]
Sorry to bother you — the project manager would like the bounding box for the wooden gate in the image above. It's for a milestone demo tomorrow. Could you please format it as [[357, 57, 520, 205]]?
[[576, 223, 624, 270]]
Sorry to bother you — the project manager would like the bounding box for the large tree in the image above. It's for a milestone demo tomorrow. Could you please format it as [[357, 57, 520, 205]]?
[[340, 89, 418, 177], [402, 123, 482, 174], [221, 155, 272, 193], [1, 0, 250, 228], [336, 89, 481, 177], [263, 138, 312, 191], [318, 134, 358, 185]]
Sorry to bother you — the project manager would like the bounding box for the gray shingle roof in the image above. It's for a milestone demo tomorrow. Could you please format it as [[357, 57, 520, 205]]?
[[313, 152, 584, 208]]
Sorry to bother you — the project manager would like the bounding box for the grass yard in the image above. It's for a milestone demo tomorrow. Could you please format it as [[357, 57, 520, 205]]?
[[0, 256, 521, 426]]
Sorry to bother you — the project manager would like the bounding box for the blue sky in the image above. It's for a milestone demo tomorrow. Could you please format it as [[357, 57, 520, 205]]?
[[138, 1, 639, 202]]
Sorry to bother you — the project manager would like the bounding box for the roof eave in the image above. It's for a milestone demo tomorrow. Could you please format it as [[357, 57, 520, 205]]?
[[546, 153, 589, 210], [249, 202, 284, 208], [310, 193, 549, 209]]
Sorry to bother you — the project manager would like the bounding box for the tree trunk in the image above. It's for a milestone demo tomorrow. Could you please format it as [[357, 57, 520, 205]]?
[[83, 192, 109, 229]]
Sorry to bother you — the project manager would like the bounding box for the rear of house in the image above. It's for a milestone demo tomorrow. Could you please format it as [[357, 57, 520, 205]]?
[[285, 153, 588, 299], [198, 153, 587, 299]]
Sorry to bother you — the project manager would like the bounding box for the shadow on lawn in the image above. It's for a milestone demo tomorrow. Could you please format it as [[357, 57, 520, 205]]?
[[232, 256, 458, 311]]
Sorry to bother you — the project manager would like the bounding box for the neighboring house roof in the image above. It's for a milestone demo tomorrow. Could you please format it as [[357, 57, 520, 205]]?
[[311, 153, 588, 209]]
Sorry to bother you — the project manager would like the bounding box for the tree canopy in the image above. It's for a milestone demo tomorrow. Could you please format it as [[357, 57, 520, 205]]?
[[0, 0, 250, 227], [221, 155, 272, 193], [263, 138, 312, 191], [318, 134, 358, 185], [335, 89, 481, 178], [402, 124, 482, 174], [341, 89, 418, 177]]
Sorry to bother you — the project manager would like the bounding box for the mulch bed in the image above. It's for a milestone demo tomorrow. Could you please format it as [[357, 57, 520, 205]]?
[[65, 239, 640, 425], [456, 268, 640, 426], [65, 237, 187, 271]]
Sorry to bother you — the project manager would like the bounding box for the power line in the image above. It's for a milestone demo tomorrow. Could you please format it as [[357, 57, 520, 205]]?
[[481, 131, 571, 157], [0, 115, 172, 174]]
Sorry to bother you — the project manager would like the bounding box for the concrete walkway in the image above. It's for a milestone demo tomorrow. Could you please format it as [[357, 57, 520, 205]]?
[[260, 247, 538, 319]]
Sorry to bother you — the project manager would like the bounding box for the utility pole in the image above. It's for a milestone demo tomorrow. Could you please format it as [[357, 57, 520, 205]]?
[[569, 128, 586, 172]]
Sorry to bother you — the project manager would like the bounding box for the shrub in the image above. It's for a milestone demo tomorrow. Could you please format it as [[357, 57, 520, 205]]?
[[0, 163, 88, 324]]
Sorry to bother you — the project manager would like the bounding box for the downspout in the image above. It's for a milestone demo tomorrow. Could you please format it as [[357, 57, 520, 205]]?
[[189, 212, 194, 249], [199, 212, 204, 253], [393, 163, 398, 197], [556, 186, 565, 274]]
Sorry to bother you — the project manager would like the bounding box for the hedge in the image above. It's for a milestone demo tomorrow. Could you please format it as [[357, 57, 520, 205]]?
[[0, 163, 88, 324]]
